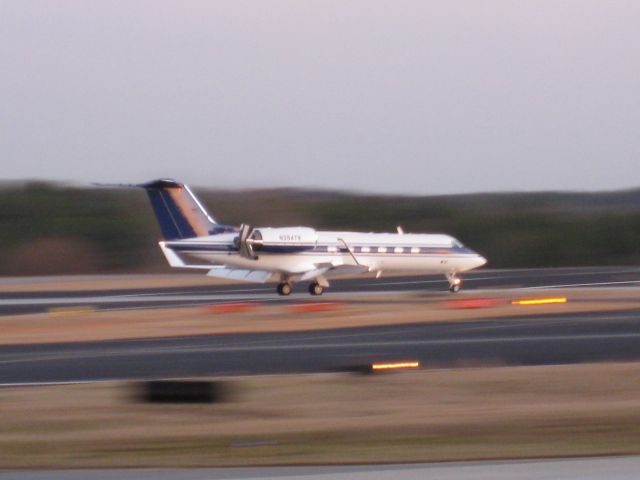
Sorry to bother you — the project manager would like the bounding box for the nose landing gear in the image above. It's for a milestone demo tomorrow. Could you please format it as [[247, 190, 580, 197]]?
[[446, 273, 463, 293]]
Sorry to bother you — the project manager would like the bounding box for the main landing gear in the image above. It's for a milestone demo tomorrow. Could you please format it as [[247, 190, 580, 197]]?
[[308, 282, 324, 296], [446, 273, 463, 293], [277, 282, 292, 296], [276, 282, 325, 296], [276, 278, 327, 296]]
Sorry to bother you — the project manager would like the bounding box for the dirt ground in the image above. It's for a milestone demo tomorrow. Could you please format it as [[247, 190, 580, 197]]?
[[1, 362, 640, 468]]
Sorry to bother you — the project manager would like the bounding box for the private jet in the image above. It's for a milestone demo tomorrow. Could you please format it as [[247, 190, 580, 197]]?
[[136, 179, 487, 295]]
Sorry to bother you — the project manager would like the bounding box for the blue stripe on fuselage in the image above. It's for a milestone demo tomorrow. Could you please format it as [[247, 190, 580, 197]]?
[[166, 243, 479, 256], [170, 243, 232, 252]]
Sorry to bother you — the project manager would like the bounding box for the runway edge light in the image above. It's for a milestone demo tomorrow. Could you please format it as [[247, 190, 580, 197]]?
[[511, 297, 568, 306], [371, 361, 420, 371]]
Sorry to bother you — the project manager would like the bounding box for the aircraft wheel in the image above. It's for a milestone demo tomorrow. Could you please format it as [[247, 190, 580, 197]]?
[[308, 282, 324, 296], [449, 278, 462, 293], [277, 282, 292, 296]]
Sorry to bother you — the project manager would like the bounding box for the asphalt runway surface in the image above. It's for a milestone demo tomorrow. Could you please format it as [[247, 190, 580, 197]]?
[[1, 308, 640, 384], [3, 456, 640, 480], [1, 267, 640, 384], [3, 266, 640, 316]]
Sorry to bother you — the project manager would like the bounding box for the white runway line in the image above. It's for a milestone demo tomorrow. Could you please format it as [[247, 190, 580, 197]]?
[[0, 289, 407, 308], [122, 286, 272, 297], [2, 330, 639, 366], [523, 280, 640, 289], [366, 271, 640, 289], [0, 293, 275, 306], [0, 380, 99, 388]]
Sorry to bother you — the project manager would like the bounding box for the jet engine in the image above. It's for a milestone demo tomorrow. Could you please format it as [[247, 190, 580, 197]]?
[[235, 226, 318, 258]]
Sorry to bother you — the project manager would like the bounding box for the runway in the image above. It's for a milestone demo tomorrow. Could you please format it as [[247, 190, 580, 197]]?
[[2, 268, 640, 473], [2, 267, 640, 383], [1, 308, 639, 383], [3, 266, 640, 315]]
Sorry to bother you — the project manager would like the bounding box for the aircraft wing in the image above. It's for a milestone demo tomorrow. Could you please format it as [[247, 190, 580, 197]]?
[[297, 264, 369, 281], [323, 264, 370, 275], [162, 240, 369, 284], [207, 263, 369, 285], [207, 268, 273, 283]]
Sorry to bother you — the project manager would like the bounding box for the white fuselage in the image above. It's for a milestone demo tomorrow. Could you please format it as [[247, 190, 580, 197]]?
[[163, 229, 487, 279]]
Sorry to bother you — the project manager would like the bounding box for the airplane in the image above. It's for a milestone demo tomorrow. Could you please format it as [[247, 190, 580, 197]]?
[[134, 179, 487, 296]]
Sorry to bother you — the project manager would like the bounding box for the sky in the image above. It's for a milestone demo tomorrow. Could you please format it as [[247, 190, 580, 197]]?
[[1, 1, 639, 195]]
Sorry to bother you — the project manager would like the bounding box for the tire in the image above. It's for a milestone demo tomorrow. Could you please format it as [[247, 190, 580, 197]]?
[[278, 283, 292, 296], [308, 282, 324, 296], [449, 283, 461, 293]]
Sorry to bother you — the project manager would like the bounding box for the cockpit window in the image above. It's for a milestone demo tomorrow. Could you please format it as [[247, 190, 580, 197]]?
[[453, 240, 464, 248]]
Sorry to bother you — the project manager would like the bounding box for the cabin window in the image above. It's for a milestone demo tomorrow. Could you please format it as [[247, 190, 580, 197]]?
[[361, 246, 371, 253], [378, 247, 387, 253], [394, 247, 404, 254], [411, 247, 420, 254]]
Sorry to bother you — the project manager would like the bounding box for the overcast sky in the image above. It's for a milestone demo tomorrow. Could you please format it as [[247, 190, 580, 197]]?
[[1, 1, 639, 194]]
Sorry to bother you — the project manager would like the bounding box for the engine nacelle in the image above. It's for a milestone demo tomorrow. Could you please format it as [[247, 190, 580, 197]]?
[[250, 227, 318, 252]]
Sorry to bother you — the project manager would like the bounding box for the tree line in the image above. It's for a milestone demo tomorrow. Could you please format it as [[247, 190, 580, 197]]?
[[1, 181, 639, 275]]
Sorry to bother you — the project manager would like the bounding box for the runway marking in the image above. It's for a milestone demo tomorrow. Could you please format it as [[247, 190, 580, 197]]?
[[523, 280, 640, 289], [120, 286, 272, 297], [0, 290, 401, 310], [472, 267, 640, 277], [95, 302, 217, 312], [363, 274, 530, 287], [363, 271, 640, 288], [0, 293, 278, 306], [0, 380, 99, 388], [100, 298, 305, 313]]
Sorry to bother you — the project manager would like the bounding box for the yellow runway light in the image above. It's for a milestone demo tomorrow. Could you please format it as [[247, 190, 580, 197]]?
[[371, 361, 420, 371], [48, 306, 96, 317], [511, 297, 568, 306]]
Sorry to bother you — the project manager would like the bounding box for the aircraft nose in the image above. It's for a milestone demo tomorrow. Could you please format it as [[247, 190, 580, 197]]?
[[476, 255, 487, 268]]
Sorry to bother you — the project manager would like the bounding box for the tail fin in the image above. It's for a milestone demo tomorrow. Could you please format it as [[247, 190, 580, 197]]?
[[140, 179, 232, 240]]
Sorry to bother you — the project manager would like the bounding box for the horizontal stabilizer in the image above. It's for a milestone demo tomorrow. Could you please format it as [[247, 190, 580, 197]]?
[[159, 242, 212, 269], [207, 268, 273, 283]]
